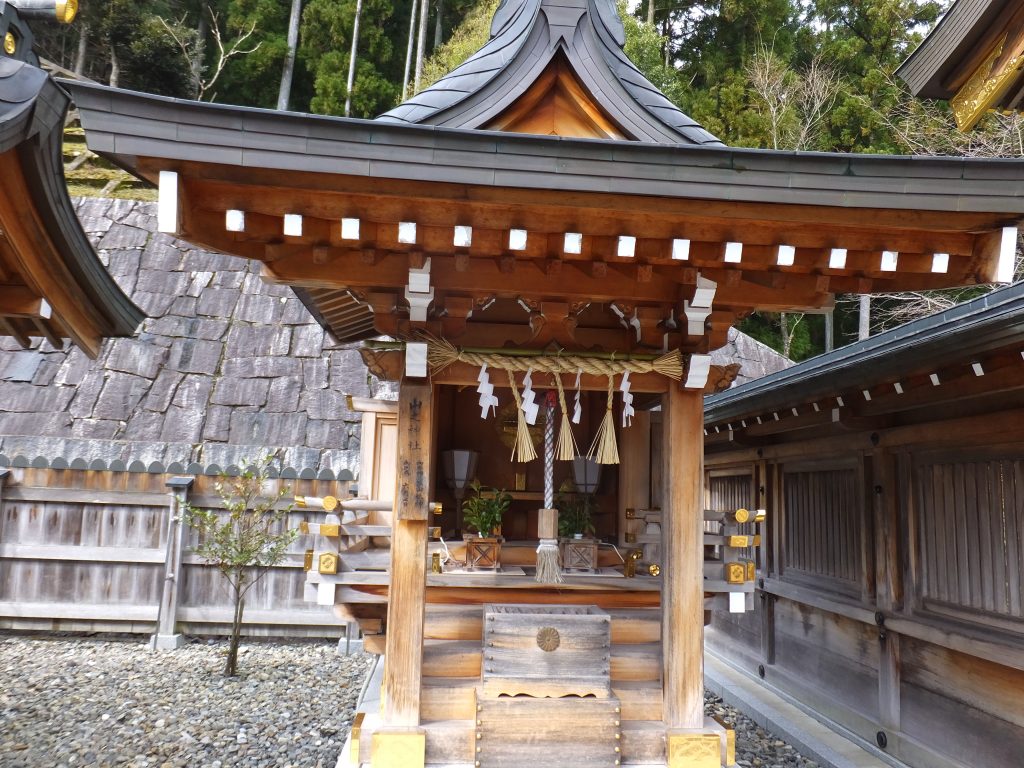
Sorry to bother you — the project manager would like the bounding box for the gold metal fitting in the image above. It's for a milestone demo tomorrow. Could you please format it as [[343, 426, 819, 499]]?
[[429, 501, 443, 516], [298, 520, 310, 534], [625, 508, 636, 519], [303, 549, 314, 572], [725, 562, 746, 584], [320, 523, 340, 537], [295, 495, 308, 508], [322, 495, 339, 512], [648, 563, 661, 577], [3, 32, 15, 55], [624, 548, 643, 577], [318, 552, 339, 575], [428, 526, 441, 540], [734, 507, 751, 523], [431, 552, 442, 574], [624, 532, 637, 543], [56, 0, 78, 24], [745, 559, 756, 581]]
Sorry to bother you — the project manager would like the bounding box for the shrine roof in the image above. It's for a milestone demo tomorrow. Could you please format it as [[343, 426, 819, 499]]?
[[0, 58, 142, 356], [378, 0, 722, 145], [705, 280, 1024, 426], [898, 0, 1009, 100], [61, 79, 1024, 214]]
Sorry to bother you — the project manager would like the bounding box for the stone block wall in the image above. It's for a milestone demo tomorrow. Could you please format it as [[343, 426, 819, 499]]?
[[0, 198, 394, 475]]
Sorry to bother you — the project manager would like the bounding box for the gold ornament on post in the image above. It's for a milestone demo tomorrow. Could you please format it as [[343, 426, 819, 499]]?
[[56, 0, 78, 24]]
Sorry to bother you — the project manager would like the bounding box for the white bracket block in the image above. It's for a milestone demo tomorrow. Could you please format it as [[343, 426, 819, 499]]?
[[995, 227, 1018, 284], [691, 274, 717, 308], [683, 301, 712, 336], [157, 171, 179, 234], [684, 354, 711, 389], [405, 342, 428, 378], [225, 209, 245, 232]]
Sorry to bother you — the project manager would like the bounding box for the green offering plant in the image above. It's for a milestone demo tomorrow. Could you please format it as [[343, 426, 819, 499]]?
[[461, 480, 511, 537], [185, 455, 297, 676], [557, 492, 596, 538]]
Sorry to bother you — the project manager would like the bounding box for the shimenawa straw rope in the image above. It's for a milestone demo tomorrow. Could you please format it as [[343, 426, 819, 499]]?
[[506, 369, 537, 463], [586, 376, 619, 465], [554, 374, 578, 461]]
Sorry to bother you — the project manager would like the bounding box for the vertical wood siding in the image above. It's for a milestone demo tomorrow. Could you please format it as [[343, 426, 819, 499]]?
[[0, 467, 351, 637], [916, 456, 1024, 621], [782, 467, 862, 591]]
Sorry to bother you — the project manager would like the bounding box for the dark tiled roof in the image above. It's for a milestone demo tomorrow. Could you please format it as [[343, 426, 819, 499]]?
[[0, 57, 142, 348], [897, 0, 1009, 99], [379, 0, 722, 145], [705, 281, 1024, 424]]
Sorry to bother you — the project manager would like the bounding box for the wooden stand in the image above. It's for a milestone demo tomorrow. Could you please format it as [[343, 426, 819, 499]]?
[[465, 536, 501, 570], [560, 537, 599, 573]]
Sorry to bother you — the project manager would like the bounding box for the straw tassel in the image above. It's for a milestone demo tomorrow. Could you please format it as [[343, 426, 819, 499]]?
[[587, 376, 619, 465], [535, 538, 563, 584], [554, 375, 578, 461], [506, 369, 537, 463]]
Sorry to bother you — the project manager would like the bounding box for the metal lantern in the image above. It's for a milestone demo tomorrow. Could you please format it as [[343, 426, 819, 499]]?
[[443, 449, 479, 502], [571, 457, 601, 494]]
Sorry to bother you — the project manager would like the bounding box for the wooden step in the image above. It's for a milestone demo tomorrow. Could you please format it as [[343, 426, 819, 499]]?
[[424, 718, 476, 764], [609, 608, 661, 644], [478, 697, 621, 768], [424, 604, 483, 640], [613, 680, 664, 721], [620, 719, 667, 764], [422, 677, 477, 720], [611, 643, 661, 682], [423, 640, 482, 677]]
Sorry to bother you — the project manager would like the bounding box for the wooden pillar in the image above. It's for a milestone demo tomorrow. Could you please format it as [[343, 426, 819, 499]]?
[[661, 385, 705, 730], [376, 378, 433, 767], [873, 450, 902, 736], [151, 476, 193, 650], [618, 410, 652, 548]]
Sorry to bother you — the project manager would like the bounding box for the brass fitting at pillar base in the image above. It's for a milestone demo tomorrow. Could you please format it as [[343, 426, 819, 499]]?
[[624, 548, 644, 578]]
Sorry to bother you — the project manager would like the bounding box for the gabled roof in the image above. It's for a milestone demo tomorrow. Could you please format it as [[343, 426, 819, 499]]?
[[897, 0, 1015, 100], [379, 0, 722, 145], [0, 57, 142, 356]]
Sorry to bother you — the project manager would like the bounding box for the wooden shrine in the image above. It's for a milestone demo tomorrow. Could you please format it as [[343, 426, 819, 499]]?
[[62, 1, 1024, 766]]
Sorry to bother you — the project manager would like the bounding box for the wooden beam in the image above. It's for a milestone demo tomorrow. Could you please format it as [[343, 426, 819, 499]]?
[[662, 385, 705, 729], [0, 285, 50, 318], [381, 379, 434, 728]]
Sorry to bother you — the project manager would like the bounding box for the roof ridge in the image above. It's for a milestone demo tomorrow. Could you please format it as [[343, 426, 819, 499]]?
[[378, 0, 722, 145]]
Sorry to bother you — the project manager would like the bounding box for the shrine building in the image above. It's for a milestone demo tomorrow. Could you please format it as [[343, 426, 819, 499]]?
[[3, 0, 1024, 767]]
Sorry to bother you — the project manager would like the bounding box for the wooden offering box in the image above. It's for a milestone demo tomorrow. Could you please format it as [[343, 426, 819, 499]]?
[[482, 604, 612, 698]]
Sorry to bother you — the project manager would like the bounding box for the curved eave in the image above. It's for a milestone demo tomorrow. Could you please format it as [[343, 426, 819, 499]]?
[[0, 61, 143, 355], [898, 0, 1010, 99], [62, 79, 1024, 216], [378, 0, 721, 145], [704, 281, 1024, 426]]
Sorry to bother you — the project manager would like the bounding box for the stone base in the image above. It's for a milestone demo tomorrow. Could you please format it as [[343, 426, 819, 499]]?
[[149, 633, 185, 650], [371, 727, 425, 768]]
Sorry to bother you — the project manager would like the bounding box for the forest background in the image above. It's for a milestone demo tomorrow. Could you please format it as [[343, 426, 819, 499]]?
[[33, 0, 1024, 357]]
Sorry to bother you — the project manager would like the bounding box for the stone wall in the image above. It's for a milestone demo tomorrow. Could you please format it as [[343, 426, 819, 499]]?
[[0, 198, 394, 475]]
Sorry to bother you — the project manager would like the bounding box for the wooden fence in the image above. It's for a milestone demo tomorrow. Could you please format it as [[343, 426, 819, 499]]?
[[0, 464, 353, 638]]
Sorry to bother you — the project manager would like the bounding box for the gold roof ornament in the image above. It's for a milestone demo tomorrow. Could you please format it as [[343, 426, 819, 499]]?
[[56, 0, 77, 24], [3, 32, 15, 55], [951, 34, 1024, 131]]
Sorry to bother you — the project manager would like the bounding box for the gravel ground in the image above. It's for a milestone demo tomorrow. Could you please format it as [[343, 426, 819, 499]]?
[[0, 636, 820, 768], [706, 692, 819, 768], [0, 636, 373, 768]]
